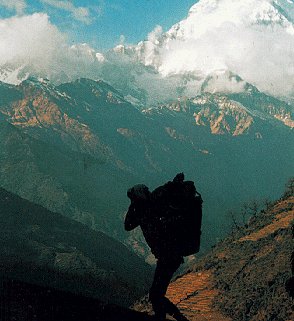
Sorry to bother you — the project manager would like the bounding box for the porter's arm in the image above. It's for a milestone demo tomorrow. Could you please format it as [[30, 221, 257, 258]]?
[[124, 203, 140, 231]]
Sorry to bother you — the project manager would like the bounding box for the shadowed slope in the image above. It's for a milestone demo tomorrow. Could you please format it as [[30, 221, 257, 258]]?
[[0, 279, 165, 321], [0, 187, 152, 307]]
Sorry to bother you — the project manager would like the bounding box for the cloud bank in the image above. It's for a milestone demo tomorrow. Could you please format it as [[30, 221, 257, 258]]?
[[155, 23, 294, 97], [0, 0, 293, 103], [149, 0, 294, 98], [0, 13, 104, 83]]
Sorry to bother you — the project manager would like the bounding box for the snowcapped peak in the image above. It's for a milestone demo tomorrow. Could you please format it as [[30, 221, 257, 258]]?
[[0, 0, 293, 101], [131, 0, 294, 98], [188, 0, 293, 21], [249, 1, 289, 24], [169, 0, 292, 42], [188, 0, 218, 16], [113, 44, 125, 54]]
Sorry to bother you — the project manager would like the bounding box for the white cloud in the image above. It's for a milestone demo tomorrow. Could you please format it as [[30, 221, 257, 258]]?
[[0, 13, 105, 83], [0, 0, 293, 103], [201, 70, 247, 94], [40, 0, 92, 24], [0, 0, 27, 15], [135, 25, 163, 68], [138, 0, 294, 98], [0, 13, 65, 68], [154, 23, 294, 97]]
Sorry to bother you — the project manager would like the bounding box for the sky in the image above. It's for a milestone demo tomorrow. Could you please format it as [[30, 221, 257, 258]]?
[[0, 0, 197, 50]]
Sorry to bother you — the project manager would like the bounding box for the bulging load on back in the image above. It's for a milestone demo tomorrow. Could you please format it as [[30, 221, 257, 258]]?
[[125, 173, 203, 258]]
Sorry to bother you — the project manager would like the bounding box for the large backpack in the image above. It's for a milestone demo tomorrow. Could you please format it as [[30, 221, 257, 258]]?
[[151, 180, 203, 257]]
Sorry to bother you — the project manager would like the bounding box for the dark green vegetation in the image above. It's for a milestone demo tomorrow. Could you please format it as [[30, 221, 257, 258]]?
[[0, 77, 293, 259], [0, 187, 152, 307]]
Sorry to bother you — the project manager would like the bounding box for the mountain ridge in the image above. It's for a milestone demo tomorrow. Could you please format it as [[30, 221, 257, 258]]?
[[0, 77, 293, 259]]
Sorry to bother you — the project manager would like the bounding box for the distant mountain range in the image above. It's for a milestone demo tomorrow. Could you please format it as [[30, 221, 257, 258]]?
[[0, 77, 293, 260]]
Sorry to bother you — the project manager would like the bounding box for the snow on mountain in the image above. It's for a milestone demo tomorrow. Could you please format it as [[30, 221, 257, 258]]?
[[104, 0, 294, 103], [130, 0, 294, 98], [0, 64, 29, 84], [0, 13, 106, 85], [0, 1, 293, 102]]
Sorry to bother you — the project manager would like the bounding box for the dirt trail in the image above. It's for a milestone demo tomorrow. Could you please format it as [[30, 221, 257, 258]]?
[[166, 270, 231, 321]]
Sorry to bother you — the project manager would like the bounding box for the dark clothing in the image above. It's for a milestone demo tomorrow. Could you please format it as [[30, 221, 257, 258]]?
[[125, 177, 200, 321], [124, 202, 142, 231], [125, 200, 163, 258], [151, 180, 202, 257], [125, 180, 202, 259], [149, 256, 184, 320], [125, 201, 185, 319]]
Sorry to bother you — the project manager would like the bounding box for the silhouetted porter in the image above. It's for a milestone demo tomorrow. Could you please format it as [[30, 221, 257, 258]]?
[[125, 173, 203, 321]]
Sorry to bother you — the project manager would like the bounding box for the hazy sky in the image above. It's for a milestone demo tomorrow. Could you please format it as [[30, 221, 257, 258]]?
[[0, 0, 197, 50]]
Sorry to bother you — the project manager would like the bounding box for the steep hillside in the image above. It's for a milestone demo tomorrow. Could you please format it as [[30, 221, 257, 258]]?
[[0, 187, 152, 307], [209, 196, 293, 320], [134, 193, 293, 320], [147, 82, 294, 135]]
